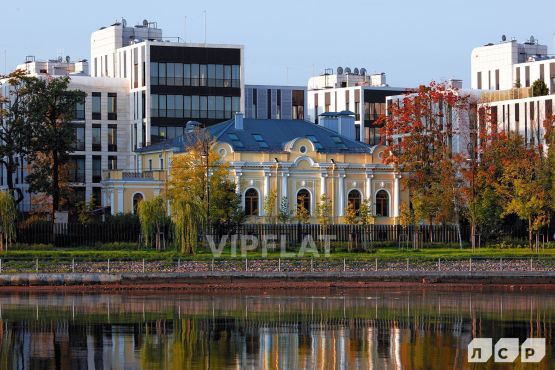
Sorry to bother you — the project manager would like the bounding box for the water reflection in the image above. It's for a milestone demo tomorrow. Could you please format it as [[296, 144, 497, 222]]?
[[0, 290, 552, 369]]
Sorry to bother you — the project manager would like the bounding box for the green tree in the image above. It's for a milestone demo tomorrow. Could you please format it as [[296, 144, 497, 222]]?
[[278, 197, 290, 224], [0, 70, 35, 205], [76, 196, 97, 224], [263, 189, 277, 224], [168, 128, 232, 254], [0, 191, 16, 251], [532, 79, 549, 97], [344, 202, 358, 225], [316, 194, 332, 225], [23, 76, 86, 220], [359, 199, 375, 225], [137, 195, 167, 250]]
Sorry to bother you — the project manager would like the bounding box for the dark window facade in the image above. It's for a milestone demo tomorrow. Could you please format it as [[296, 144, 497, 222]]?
[[69, 156, 85, 183], [74, 102, 85, 120], [107, 93, 117, 120], [92, 124, 102, 151], [108, 125, 117, 152], [73, 125, 85, 151], [133, 193, 143, 214], [92, 92, 101, 120], [245, 188, 259, 216], [348, 190, 362, 212], [375, 190, 389, 217], [92, 156, 102, 183], [297, 189, 311, 215], [292, 90, 304, 120]]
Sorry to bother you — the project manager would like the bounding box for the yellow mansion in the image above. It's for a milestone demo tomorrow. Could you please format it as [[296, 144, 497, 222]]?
[[102, 112, 408, 224]]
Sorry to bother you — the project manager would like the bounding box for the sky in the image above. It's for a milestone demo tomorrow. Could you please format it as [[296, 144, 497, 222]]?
[[1, 0, 554, 88]]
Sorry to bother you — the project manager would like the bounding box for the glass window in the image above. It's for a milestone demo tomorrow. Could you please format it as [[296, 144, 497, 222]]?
[[184, 96, 191, 117], [73, 125, 85, 151], [92, 156, 102, 183], [92, 92, 101, 120], [175, 95, 184, 118], [225, 97, 232, 118], [183, 64, 190, 86], [74, 102, 85, 120], [208, 96, 215, 119], [200, 96, 207, 119], [348, 190, 362, 213], [159, 95, 167, 117], [224, 65, 232, 87], [167, 126, 176, 139], [166, 63, 175, 86], [200, 64, 207, 86], [191, 64, 199, 86], [192, 96, 199, 118], [232, 97, 240, 114], [108, 155, 117, 170], [167, 95, 175, 118], [159, 126, 167, 139], [92, 124, 101, 151], [215, 65, 224, 87], [245, 188, 259, 216], [174, 63, 183, 86], [108, 124, 117, 152], [159, 63, 166, 85], [216, 96, 224, 119], [207, 64, 216, 87], [151, 94, 158, 117], [70, 157, 86, 183], [150, 62, 158, 85], [232, 65, 240, 88], [375, 190, 389, 217], [296, 189, 311, 215], [107, 93, 117, 120]]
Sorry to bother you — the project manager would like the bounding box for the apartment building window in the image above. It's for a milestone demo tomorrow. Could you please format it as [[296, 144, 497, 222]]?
[[191, 64, 200, 86], [488, 71, 491, 90], [74, 102, 85, 120], [550, 63, 555, 93], [150, 62, 158, 85], [94, 58, 97, 77], [148, 159, 152, 171], [108, 155, 117, 170], [69, 156, 85, 183], [92, 156, 102, 183], [199, 64, 207, 86], [525, 66, 530, 87], [92, 187, 102, 208], [159, 157, 164, 170], [325, 92, 330, 113], [495, 69, 500, 90], [108, 125, 117, 152], [216, 96, 224, 119], [267, 89, 272, 119], [477, 72, 482, 89], [107, 93, 117, 120], [515, 67, 521, 87], [224, 65, 232, 87], [216, 65, 224, 87], [540, 64, 545, 81], [92, 92, 101, 120], [232, 65, 240, 88], [73, 125, 85, 151], [167, 63, 175, 86], [546, 99, 553, 118], [92, 124, 102, 151], [183, 64, 191, 86], [515, 103, 520, 133]]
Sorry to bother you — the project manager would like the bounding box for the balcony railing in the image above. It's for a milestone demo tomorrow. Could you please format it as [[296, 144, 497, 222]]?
[[103, 170, 167, 182], [481, 87, 533, 103]]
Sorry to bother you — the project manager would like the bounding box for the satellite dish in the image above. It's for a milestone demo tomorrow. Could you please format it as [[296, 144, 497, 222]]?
[[337, 66, 343, 75], [360, 68, 367, 76], [530, 35, 535, 44], [344, 67, 351, 75], [353, 67, 359, 75], [501, 34, 507, 42], [143, 19, 149, 26]]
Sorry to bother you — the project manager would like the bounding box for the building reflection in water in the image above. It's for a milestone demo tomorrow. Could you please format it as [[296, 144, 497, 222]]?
[[0, 290, 553, 369]]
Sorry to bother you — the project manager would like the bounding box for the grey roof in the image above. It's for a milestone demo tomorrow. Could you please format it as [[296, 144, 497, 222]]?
[[138, 118, 373, 154]]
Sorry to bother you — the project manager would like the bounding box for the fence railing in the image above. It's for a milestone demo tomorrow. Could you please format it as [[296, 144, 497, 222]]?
[[14, 222, 555, 248], [1, 257, 555, 274]]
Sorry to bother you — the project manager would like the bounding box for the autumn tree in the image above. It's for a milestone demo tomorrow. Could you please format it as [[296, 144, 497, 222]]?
[[23, 76, 86, 220], [0, 70, 35, 205], [137, 196, 167, 250], [168, 128, 239, 254], [0, 191, 16, 251], [379, 81, 467, 240], [263, 189, 277, 224]]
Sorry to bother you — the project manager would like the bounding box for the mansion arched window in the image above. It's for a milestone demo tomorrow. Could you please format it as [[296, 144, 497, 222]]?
[[245, 188, 259, 216], [132, 193, 144, 214], [375, 190, 389, 217], [347, 190, 362, 212], [297, 189, 311, 215]]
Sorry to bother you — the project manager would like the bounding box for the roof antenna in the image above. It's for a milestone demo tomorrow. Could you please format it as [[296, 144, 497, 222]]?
[[203, 10, 207, 45]]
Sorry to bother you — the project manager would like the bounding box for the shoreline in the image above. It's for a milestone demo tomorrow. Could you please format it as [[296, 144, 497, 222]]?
[[1, 271, 555, 293]]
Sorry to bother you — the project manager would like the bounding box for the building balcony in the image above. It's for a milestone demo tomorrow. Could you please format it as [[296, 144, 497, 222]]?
[[480, 87, 533, 103], [103, 170, 168, 182]]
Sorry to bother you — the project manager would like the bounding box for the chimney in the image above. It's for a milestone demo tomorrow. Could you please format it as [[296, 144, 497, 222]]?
[[234, 112, 244, 130]]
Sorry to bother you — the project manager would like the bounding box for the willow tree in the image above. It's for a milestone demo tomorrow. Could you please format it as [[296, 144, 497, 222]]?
[[168, 128, 233, 254], [0, 191, 16, 251], [137, 195, 167, 250]]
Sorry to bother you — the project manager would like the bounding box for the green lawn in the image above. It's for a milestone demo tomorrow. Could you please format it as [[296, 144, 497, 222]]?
[[1, 245, 555, 261]]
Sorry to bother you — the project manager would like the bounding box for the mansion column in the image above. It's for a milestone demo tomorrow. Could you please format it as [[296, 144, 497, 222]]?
[[394, 173, 401, 218], [281, 172, 289, 200], [338, 171, 345, 217], [263, 168, 271, 216], [365, 171, 374, 201], [117, 188, 124, 214], [320, 172, 328, 197]]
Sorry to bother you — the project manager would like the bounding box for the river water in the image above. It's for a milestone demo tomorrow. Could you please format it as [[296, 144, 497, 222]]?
[[0, 289, 552, 369]]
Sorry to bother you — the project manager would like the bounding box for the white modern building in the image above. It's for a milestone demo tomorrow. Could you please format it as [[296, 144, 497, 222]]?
[[307, 68, 406, 145], [244, 85, 306, 120], [1, 58, 132, 212], [90, 19, 244, 148], [471, 36, 555, 145]]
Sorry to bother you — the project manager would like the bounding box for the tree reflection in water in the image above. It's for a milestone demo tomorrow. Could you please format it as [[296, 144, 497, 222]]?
[[0, 290, 552, 369]]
